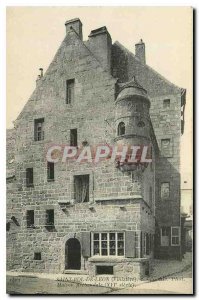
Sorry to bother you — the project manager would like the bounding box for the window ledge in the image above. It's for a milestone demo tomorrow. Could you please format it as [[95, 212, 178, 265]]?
[[89, 256, 126, 263], [89, 256, 150, 263], [33, 140, 45, 144], [33, 260, 44, 262]]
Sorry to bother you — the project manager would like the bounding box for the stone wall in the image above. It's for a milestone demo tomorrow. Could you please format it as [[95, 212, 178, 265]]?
[[6, 20, 183, 273]]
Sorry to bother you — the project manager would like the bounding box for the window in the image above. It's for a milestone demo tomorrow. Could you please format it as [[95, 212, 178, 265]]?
[[163, 99, 170, 109], [161, 138, 172, 157], [47, 162, 54, 181], [34, 118, 44, 141], [171, 227, 180, 246], [66, 79, 75, 104], [161, 227, 170, 246], [161, 182, 170, 200], [34, 252, 41, 260], [70, 129, 77, 147], [46, 209, 54, 226], [27, 210, 34, 228], [117, 122, 125, 136], [26, 168, 33, 187], [92, 232, 124, 256], [74, 175, 89, 203]]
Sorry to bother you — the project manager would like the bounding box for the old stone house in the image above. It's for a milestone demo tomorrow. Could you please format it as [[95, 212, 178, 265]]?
[[6, 18, 186, 279]]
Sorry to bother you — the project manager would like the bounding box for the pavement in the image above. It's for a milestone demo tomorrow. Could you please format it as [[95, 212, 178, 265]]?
[[6, 252, 193, 294]]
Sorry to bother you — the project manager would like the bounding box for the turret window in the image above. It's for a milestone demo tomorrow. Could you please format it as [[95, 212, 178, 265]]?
[[117, 122, 125, 136]]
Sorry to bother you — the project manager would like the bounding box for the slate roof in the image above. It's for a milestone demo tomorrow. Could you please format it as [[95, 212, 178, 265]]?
[[111, 41, 185, 97]]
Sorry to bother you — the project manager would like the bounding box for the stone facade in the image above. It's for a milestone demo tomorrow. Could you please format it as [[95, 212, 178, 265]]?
[[6, 18, 186, 279]]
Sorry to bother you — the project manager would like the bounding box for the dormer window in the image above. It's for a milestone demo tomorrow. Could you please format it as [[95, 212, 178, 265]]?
[[117, 122, 125, 136]]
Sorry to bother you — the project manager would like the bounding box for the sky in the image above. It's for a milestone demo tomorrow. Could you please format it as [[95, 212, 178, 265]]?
[[6, 6, 193, 188]]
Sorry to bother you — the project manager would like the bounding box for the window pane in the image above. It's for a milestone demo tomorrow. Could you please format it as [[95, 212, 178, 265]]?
[[110, 233, 115, 240], [101, 241, 107, 248], [110, 249, 116, 255], [101, 249, 107, 256], [172, 237, 179, 245], [101, 233, 107, 240], [172, 228, 179, 236], [117, 233, 123, 241], [118, 241, 124, 249], [110, 241, 116, 249], [94, 233, 99, 240], [118, 249, 124, 256]]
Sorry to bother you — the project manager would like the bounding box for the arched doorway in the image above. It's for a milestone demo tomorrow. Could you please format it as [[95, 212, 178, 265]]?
[[65, 238, 81, 270]]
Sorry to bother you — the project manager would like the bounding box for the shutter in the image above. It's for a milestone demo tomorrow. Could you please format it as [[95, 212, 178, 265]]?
[[141, 231, 145, 257], [81, 232, 91, 257], [125, 231, 135, 258]]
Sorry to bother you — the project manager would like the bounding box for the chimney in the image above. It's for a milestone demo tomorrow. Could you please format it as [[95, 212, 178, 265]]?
[[87, 26, 112, 73], [65, 18, 83, 40], [135, 39, 146, 64]]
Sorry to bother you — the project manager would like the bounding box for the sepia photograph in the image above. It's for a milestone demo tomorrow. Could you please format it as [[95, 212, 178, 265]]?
[[6, 6, 193, 295]]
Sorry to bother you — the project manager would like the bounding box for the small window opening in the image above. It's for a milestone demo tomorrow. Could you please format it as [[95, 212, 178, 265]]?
[[46, 209, 54, 226], [74, 175, 89, 203], [66, 79, 75, 104], [34, 252, 41, 260], [26, 168, 33, 187], [70, 129, 77, 147], [117, 122, 125, 136], [27, 210, 34, 228], [47, 162, 54, 181]]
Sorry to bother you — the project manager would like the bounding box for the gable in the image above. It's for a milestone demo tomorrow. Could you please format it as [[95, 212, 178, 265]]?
[[15, 29, 116, 124]]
